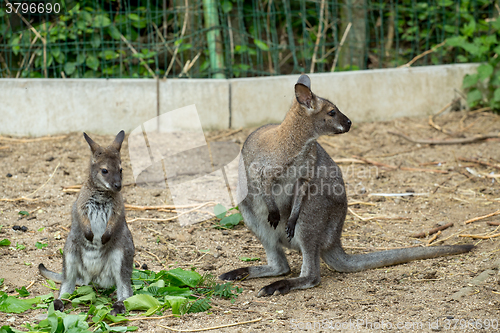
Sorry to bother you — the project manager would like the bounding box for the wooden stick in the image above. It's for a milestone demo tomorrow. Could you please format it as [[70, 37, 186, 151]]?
[[427, 230, 441, 245], [0, 135, 68, 143], [330, 22, 352, 72], [309, 0, 326, 73], [398, 40, 446, 68], [0, 163, 60, 202], [164, 0, 189, 78], [459, 233, 500, 240], [487, 222, 500, 226], [389, 131, 500, 145], [119, 33, 156, 77], [157, 317, 262, 332], [458, 157, 500, 170], [125, 203, 214, 211], [464, 210, 500, 225], [410, 222, 453, 238], [110, 314, 175, 326], [127, 202, 216, 223], [207, 128, 243, 141], [0, 146, 9, 150]]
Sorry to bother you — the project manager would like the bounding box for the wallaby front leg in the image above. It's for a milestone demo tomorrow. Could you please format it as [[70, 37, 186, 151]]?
[[263, 179, 280, 228], [101, 211, 124, 245], [286, 178, 307, 240], [75, 206, 94, 242]]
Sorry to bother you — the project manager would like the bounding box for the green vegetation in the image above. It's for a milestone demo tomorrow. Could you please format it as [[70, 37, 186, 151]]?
[[0, 267, 242, 332]]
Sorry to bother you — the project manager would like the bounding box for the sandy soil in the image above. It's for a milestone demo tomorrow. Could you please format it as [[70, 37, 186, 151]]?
[[1, 109, 500, 332]]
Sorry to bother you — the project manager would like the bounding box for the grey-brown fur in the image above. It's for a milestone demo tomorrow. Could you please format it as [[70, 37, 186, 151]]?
[[219, 75, 473, 296], [39, 131, 134, 315]]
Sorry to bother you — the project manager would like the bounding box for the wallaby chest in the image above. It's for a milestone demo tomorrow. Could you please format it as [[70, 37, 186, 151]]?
[[85, 198, 113, 243]]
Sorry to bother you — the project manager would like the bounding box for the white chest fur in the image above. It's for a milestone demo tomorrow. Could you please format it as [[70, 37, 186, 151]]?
[[87, 201, 112, 244]]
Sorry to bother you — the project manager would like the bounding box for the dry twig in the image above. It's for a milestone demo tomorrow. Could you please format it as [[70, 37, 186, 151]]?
[[158, 317, 263, 332], [427, 230, 441, 245], [389, 131, 500, 145], [398, 41, 446, 68], [464, 210, 500, 225], [331, 22, 352, 72], [0, 163, 60, 202], [207, 128, 243, 141], [410, 222, 453, 238], [459, 233, 500, 240]]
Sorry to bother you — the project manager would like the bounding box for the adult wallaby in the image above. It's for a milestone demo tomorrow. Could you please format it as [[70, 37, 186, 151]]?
[[219, 74, 473, 296], [39, 131, 135, 315]]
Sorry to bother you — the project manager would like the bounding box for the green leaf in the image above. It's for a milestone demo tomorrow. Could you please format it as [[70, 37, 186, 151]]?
[[128, 13, 140, 21], [477, 63, 494, 81], [0, 294, 41, 313], [86, 55, 99, 71], [220, 213, 243, 227], [221, 0, 233, 13], [214, 204, 227, 219], [42, 279, 58, 290], [0, 239, 11, 246], [123, 294, 160, 311], [467, 89, 482, 106], [92, 14, 111, 28], [0, 325, 15, 333], [15, 286, 29, 297], [463, 73, 479, 89], [493, 88, 500, 102], [165, 268, 201, 288], [0, 279, 3, 287], [90, 34, 101, 48], [108, 25, 122, 40], [156, 287, 192, 297], [254, 39, 269, 51], [239, 257, 260, 262], [15, 243, 25, 250], [35, 242, 48, 249], [460, 19, 476, 37], [18, 211, 29, 216], [164, 296, 188, 315]]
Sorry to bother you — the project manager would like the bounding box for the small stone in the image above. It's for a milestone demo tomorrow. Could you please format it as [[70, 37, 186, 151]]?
[[202, 264, 215, 271], [141, 264, 148, 270], [46, 157, 55, 162], [216, 245, 222, 250], [273, 290, 280, 296], [134, 263, 139, 268], [12, 225, 21, 231], [6, 173, 12, 178], [222, 230, 229, 235], [20, 226, 28, 232]]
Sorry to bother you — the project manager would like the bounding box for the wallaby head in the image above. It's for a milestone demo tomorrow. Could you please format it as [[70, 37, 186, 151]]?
[[294, 74, 351, 136], [83, 131, 125, 193]]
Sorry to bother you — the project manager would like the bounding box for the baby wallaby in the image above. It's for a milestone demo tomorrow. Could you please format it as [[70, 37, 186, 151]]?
[[39, 131, 134, 315], [220, 74, 473, 297]]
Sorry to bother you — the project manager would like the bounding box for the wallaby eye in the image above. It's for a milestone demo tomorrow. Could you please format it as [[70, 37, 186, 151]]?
[[102, 169, 108, 174], [328, 110, 336, 117]]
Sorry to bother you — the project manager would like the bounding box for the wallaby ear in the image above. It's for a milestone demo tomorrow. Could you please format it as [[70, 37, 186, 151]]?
[[295, 83, 313, 109], [83, 132, 100, 153], [111, 130, 125, 151], [297, 74, 311, 89]]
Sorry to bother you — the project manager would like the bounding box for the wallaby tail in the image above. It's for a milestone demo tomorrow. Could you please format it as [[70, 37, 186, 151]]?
[[322, 244, 474, 273], [38, 263, 63, 283]]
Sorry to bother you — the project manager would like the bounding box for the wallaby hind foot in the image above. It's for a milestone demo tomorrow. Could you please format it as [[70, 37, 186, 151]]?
[[220, 74, 474, 296]]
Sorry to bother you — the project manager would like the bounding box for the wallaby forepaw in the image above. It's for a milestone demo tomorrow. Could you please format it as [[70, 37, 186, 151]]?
[[101, 231, 111, 245], [268, 210, 280, 228], [53, 299, 64, 312], [257, 280, 291, 297], [84, 229, 94, 243], [110, 301, 126, 316], [219, 267, 250, 281]]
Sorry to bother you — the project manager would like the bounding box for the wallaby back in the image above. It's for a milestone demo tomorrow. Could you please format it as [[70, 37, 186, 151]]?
[[220, 74, 473, 297]]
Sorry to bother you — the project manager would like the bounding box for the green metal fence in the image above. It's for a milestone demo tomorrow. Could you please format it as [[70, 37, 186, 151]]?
[[0, 0, 496, 79]]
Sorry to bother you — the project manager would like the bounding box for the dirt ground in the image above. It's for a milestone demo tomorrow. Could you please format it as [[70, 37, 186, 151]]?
[[1, 109, 500, 332]]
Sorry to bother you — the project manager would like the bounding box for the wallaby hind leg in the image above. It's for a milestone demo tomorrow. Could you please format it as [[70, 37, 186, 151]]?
[[55, 253, 79, 311], [110, 249, 133, 315], [220, 205, 290, 281], [257, 240, 321, 296]]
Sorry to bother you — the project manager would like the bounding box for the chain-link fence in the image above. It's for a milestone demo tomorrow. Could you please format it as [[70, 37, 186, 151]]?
[[0, 0, 496, 79]]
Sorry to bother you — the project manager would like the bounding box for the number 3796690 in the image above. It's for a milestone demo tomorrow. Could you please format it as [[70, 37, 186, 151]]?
[[5, 2, 61, 14]]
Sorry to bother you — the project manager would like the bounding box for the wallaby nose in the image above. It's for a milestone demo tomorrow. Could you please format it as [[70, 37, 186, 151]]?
[[114, 182, 122, 191], [347, 119, 352, 126]]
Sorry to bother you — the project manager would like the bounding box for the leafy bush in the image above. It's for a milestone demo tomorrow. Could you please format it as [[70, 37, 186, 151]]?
[[447, 14, 500, 112]]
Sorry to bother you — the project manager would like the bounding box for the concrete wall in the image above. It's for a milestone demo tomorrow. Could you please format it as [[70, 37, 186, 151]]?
[[0, 63, 478, 136]]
